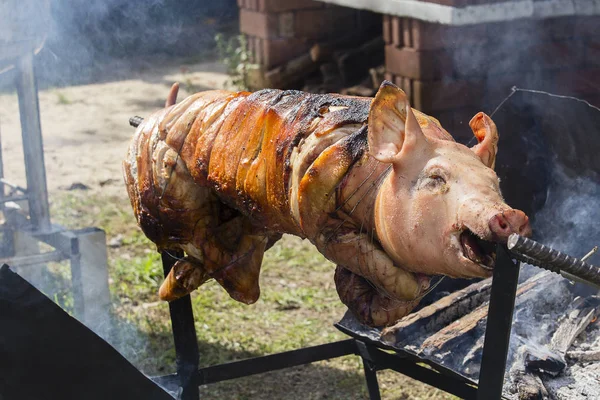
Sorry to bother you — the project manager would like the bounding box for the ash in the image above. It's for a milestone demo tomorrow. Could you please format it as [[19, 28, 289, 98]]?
[[539, 321, 600, 399]]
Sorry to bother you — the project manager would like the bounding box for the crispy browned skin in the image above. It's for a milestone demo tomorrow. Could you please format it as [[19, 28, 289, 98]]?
[[124, 88, 451, 326]]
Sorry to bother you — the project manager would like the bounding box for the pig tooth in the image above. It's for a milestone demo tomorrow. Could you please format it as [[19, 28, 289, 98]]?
[[479, 262, 494, 271], [481, 254, 495, 270]]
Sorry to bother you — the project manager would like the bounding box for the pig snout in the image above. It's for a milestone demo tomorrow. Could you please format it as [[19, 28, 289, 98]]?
[[488, 209, 532, 242]]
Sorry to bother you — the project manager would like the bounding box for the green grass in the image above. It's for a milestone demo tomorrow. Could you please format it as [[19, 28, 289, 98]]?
[[47, 191, 455, 399], [55, 91, 72, 105]]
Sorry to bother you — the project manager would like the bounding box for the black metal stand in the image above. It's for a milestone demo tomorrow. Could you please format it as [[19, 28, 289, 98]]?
[[477, 245, 520, 399], [156, 245, 519, 399], [161, 251, 200, 400]]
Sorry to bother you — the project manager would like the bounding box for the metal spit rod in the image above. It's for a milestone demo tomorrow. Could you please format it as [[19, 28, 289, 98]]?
[[129, 116, 144, 128], [128, 115, 600, 291], [507, 234, 600, 288]]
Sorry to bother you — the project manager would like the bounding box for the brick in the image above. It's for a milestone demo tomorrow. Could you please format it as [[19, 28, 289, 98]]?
[[257, 0, 323, 13], [412, 79, 484, 112], [237, 0, 245, 9], [402, 18, 412, 48], [294, 8, 357, 40], [409, 20, 487, 50], [385, 45, 452, 80], [401, 77, 413, 101], [247, 0, 259, 11], [383, 15, 391, 44], [248, 36, 311, 69], [391, 17, 403, 47], [393, 75, 403, 88], [239, 9, 279, 39]]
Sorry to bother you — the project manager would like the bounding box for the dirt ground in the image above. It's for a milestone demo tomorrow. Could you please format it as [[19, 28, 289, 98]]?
[[0, 59, 229, 197]]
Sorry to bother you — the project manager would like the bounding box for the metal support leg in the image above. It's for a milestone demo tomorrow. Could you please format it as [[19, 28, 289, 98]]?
[[362, 358, 381, 400], [355, 340, 382, 400], [162, 251, 200, 400], [71, 227, 112, 338], [15, 51, 50, 232], [477, 245, 520, 399]]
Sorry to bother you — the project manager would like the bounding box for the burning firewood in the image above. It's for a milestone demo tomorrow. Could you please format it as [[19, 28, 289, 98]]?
[[381, 277, 493, 346], [566, 349, 600, 362], [419, 273, 554, 356], [550, 296, 599, 356]]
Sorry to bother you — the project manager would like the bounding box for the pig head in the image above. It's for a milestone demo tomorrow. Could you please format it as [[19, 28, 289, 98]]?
[[369, 82, 531, 279]]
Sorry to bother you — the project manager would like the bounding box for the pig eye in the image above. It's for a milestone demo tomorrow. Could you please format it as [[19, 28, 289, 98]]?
[[417, 170, 448, 191], [429, 174, 446, 184]]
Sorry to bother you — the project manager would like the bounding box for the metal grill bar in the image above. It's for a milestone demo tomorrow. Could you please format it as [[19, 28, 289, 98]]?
[[199, 339, 357, 385]]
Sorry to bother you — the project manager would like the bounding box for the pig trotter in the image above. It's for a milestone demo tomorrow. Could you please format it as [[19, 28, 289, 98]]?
[[159, 256, 209, 301], [335, 266, 419, 327]]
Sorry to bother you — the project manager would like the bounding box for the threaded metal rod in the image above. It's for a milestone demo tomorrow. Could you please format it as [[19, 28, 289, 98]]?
[[507, 234, 600, 287], [129, 116, 144, 128]]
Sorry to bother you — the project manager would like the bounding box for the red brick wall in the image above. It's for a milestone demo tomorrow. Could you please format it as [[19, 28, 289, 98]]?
[[383, 15, 600, 140], [239, 0, 377, 70]]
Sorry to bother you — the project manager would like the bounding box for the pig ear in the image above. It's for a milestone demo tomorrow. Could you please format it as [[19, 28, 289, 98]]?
[[469, 112, 499, 169], [368, 81, 427, 163]]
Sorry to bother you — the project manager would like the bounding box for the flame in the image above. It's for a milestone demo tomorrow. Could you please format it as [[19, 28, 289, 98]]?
[[592, 315, 597, 324]]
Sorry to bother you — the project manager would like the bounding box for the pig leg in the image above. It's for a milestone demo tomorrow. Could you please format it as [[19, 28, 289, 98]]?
[[204, 231, 269, 305], [314, 228, 430, 302], [335, 266, 419, 327], [159, 256, 209, 301], [159, 230, 269, 304]]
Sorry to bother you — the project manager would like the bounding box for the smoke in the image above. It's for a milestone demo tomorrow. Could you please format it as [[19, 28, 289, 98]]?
[[535, 167, 600, 260], [1, 0, 237, 89], [0, 0, 236, 382]]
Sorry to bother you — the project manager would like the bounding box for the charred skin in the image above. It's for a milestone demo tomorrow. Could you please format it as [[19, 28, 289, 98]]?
[[123, 84, 511, 327]]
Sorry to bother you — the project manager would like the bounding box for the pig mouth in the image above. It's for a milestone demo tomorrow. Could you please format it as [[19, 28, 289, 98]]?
[[459, 229, 496, 270]]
